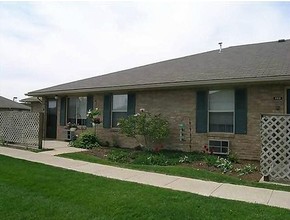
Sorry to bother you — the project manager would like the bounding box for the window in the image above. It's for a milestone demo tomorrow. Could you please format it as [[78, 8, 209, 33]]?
[[208, 90, 234, 133], [196, 89, 247, 134], [208, 139, 230, 155], [103, 93, 135, 129], [67, 97, 87, 125], [112, 94, 128, 127]]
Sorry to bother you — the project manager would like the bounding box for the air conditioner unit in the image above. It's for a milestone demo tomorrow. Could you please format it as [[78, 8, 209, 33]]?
[[208, 139, 230, 155]]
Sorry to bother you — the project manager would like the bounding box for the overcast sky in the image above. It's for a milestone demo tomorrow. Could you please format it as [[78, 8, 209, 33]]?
[[1, 1, 290, 101]]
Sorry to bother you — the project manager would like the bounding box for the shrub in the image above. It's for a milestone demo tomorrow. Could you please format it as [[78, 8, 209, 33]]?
[[235, 164, 258, 176], [106, 148, 208, 166], [178, 155, 190, 163], [204, 156, 233, 173], [112, 135, 120, 148], [118, 109, 170, 149], [130, 153, 170, 166], [107, 150, 131, 163], [70, 132, 100, 149], [98, 140, 110, 147], [204, 155, 217, 167], [145, 154, 170, 166], [215, 157, 233, 173], [107, 149, 182, 166], [0, 136, 7, 146], [228, 152, 239, 163]]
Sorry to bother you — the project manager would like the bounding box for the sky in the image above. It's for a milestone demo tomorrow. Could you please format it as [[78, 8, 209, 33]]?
[[1, 1, 290, 101]]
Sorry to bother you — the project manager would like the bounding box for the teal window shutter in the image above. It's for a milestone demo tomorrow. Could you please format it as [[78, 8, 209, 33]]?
[[60, 97, 66, 126], [127, 93, 136, 116], [235, 89, 247, 134], [86, 95, 94, 127], [103, 94, 112, 128], [196, 91, 208, 133]]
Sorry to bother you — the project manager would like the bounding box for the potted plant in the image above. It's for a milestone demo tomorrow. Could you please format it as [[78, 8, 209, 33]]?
[[65, 122, 78, 131]]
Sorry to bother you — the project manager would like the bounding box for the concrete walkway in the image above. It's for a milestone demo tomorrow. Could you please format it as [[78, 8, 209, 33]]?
[[1, 142, 290, 211], [40, 140, 87, 155]]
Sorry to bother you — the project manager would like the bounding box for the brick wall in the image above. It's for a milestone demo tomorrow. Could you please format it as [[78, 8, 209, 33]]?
[[55, 83, 288, 160], [194, 84, 285, 160]]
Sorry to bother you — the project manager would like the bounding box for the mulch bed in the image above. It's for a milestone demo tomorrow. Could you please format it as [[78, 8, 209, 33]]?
[[185, 160, 262, 182], [83, 147, 263, 182]]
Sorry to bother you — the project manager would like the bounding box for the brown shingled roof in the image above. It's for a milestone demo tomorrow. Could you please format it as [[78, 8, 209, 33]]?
[[28, 39, 290, 96]]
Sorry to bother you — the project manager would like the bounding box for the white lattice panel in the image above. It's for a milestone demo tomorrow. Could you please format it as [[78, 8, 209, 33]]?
[[261, 115, 290, 182], [0, 111, 41, 147]]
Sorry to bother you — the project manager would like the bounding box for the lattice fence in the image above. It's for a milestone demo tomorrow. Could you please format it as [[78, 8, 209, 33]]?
[[261, 114, 290, 182], [0, 111, 43, 148]]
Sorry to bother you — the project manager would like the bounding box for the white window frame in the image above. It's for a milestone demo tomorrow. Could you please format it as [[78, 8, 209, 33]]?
[[208, 139, 230, 155], [66, 96, 87, 125], [208, 90, 235, 133], [111, 94, 128, 127]]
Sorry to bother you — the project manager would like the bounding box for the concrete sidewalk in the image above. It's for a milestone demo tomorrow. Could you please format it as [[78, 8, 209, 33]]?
[[0, 144, 290, 211], [40, 140, 87, 155]]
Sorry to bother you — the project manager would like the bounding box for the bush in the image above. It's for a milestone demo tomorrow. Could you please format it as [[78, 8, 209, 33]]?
[[112, 135, 121, 148], [215, 157, 233, 173], [98, 140, 110, 147], [204, 155, 217, 167], [235, 164, 258, 176], [106, 148, 207, 166], [70, 132, 100, 149], [145, 154, 170, 166], [118, 109, 170, 149], [131, 153, 170, 166], [228, 152, 239, 163], [107, 150, 132, 163], [0, 136, 7, 146], [106, 149, 171, 166], [178, 155, 190, 163]]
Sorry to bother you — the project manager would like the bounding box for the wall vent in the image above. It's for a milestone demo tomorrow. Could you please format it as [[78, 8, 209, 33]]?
[[208, 139, 230, 155]]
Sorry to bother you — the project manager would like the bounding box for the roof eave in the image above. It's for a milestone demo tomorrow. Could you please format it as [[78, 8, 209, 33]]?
[[27, 75, 290, 96]]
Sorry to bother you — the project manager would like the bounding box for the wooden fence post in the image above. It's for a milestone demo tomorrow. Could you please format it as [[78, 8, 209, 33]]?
[[38, 113, 44, 149]]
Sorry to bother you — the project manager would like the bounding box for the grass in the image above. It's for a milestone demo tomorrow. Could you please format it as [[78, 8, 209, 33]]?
[[0, 155, 289, 219], [60, 150, 290, 192]]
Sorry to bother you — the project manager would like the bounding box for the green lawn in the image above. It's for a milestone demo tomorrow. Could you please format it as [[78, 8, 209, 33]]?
[[0, 155, 289, 219], [60, 151, 290, 192]]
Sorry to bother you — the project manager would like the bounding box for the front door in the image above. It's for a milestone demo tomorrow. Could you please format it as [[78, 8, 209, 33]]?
[[287, 89, 290, 114], [46, 99, 57, 139]]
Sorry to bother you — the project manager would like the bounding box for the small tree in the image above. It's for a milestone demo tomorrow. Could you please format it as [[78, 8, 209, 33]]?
[[87, 108, 101, 134], [118, 109, 169, 149], [87, 108, 101, 125]]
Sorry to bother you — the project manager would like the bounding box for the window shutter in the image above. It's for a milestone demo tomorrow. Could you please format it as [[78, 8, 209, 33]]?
[[127, 93, 136, 116], [196, 91, 208, 133], [287, 89, 290, 114], [86, 95, 94, 127], [103, 94, 112, 128], [60, 97, 66, 126], [235, 89, 247, 134]]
